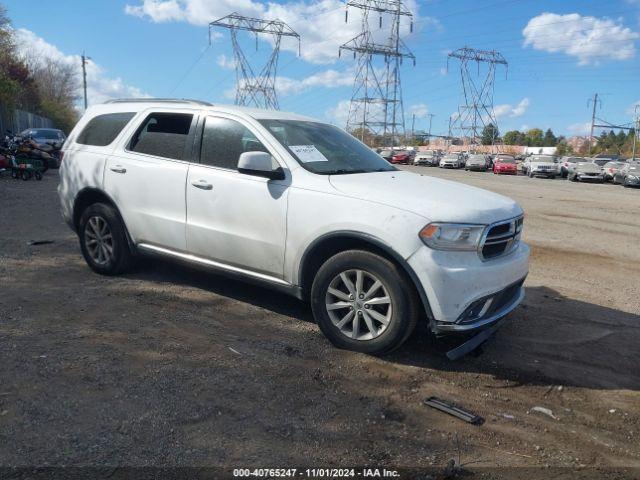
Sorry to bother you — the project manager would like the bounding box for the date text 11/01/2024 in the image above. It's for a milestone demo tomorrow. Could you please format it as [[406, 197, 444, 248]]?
[[233, 468, 400, 477]]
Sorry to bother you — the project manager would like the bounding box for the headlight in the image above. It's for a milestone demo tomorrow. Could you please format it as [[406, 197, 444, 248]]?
[[419, 223, 486, 251]]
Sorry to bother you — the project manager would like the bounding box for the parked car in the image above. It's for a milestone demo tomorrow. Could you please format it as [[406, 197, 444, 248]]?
[[414, 151, 439, 166], [558, 156, 585, 178], [592, 158, 614, 168], [58, 99, 529, 355], [391, 151, 412, 164], [493, 156, 518, 175], [20, 128, 66, 147], [523, 155, 558, 179], [602, 161, 626, 182], [493, 154, 515, 170], [568, 161, 604, 182], [613, 163, 640, 187], [380, 149, 395, 162], [465, 154, 489, 172], [439, 153, 462, 169]]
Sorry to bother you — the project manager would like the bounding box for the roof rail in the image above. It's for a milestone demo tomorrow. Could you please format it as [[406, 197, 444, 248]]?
[[103, 98, 214, 106]]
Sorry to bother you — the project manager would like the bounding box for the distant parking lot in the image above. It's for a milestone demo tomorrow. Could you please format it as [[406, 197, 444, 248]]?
[[1, 169, 639, 473]]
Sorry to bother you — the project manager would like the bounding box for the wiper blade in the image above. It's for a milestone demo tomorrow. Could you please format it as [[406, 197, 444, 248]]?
[[326, 169, 368, 175]]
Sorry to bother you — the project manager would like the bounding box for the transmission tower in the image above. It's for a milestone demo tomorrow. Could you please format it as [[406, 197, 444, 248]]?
[[448, 47, 507, 145], [209, 13, 300, 110], [340, 0, 415, 145]]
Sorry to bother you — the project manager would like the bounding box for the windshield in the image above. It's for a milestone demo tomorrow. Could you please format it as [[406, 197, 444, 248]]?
[[259, 120, 395, 175], [31, 129, 62, 139], [498, 158, 516, 164], [629, 166, 640, 172], [468, 155, 485, 161], [593, 159, 609, 166], [443, 154, 458, 160], [567, 157, 583, 163], [532, 156, 557, 163]]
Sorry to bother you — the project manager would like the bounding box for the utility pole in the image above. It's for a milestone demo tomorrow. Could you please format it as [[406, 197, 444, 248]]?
[[427, 113, 435, 144], [588, 93, 600, 154], [633, 105, 639, 161], [81, 52, 91, 110], [411, 113, 416, 144]]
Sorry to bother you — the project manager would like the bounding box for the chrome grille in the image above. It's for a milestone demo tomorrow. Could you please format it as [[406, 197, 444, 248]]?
[[479, 216, 523, 261]]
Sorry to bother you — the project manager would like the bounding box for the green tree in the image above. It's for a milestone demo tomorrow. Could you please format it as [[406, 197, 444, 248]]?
[[503, 130, 521, 145], [481, 123, 499, 145], [543, 128, 557, 147], [525, 128, 544, 147]]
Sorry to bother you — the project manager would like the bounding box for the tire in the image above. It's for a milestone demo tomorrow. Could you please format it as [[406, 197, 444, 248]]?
[[570, 174, 578, 182], [310, 250, 419, 355], [35, 171, 42, 181], [78, 203, 134, 275], [21, 170, 30, 181], [528, 171, 534, 178]]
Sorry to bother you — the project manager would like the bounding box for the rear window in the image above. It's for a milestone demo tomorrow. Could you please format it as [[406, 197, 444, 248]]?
[[76, 112, 135, 146], [129, 113, 194, 160]]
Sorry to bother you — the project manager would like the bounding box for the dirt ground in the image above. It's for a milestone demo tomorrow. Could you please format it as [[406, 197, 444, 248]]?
[[1, 167, 639, 479]]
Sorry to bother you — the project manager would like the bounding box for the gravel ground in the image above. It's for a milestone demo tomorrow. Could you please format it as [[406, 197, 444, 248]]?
[[0, 168, 639, 479]]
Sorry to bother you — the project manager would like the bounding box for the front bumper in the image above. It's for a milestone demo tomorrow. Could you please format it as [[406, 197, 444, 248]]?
[[467, 165, 486, 171], [407, 242, 529, 333], [577, 173, 604, 182], [531, 169, 556, 177]]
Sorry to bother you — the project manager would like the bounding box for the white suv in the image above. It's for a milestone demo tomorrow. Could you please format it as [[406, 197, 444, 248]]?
[[59, 99, 529, 355]]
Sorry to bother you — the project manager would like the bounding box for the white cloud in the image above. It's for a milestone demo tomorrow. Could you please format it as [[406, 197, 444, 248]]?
[[276, 68, 354, 96], [494, 98, 530, 119], [14, 29, 147, 107], [567, 122, 592, 135], [216, 54, 236, 70], [409, 103, 429, 119], [523, 13, 639, 65], [325, 99, 351, 125], [124, 0, 434, 64]]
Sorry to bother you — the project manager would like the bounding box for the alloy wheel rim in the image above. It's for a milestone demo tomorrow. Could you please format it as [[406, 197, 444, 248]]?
[[325, 269, 392, 341], [84, 216, 114, 266]]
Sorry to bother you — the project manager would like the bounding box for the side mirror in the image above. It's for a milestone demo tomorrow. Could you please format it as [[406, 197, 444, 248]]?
[[238, 151, 285, 180]]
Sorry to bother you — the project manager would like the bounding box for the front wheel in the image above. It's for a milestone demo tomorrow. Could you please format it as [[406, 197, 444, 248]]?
[[78, 203, 135, 275], [311, 250, 419, 355]]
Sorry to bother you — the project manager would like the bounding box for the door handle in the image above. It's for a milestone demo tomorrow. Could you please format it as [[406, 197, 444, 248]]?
[[191, 180, 213, 190], [110, 165, 126, 174]]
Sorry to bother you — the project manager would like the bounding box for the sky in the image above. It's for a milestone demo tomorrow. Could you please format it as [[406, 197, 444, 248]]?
[[4, 0, 640, 137]]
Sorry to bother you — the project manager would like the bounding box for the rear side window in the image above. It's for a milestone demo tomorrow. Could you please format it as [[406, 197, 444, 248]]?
[[76, 112, 135, 146], [129, 112, 194, 161]]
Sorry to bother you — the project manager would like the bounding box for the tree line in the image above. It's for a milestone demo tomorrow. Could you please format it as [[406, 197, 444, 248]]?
[[0, 4, 78, 132], [483, 124, 636, 156]]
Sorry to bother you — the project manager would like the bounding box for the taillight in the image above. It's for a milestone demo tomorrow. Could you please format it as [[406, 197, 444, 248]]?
[[59, 150, 65, 162]]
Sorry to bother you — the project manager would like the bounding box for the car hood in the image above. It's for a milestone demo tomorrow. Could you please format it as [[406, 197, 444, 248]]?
[[328, 170, 522, 224], [530, 161, 557, 167], [576, 163, 602, 173], [496, 162, 516, 168]]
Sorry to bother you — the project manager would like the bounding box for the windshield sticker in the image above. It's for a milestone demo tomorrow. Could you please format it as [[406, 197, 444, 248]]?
[[289, 145, 329, 163]]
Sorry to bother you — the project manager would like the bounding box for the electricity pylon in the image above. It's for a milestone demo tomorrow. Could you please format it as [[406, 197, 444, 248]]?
[[448, 47, 507, 144], [209, 12, 300, 110], [340, 0, 415, 145]]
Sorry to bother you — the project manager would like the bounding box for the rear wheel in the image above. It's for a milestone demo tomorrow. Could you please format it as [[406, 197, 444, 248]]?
[[78, 203, 134, 275], [311, 250, 419, 355]]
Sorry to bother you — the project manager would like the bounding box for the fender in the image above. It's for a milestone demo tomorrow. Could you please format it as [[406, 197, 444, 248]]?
[[72, 187, 137, 254], [297, 230, 434, 321]]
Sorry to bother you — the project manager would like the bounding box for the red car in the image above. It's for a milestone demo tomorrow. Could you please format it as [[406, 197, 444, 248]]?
[[391, 152, 411, 164], [493, 158, 518, 175]]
